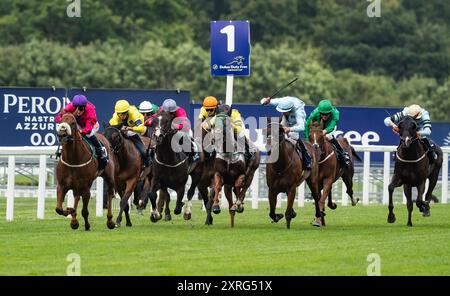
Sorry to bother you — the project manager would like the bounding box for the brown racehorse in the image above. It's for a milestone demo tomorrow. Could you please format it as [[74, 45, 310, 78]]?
[[308, 121, 361, 226], [207, 115, 261, 227], [55, 113, 116, 230], [104, 123, 150, 227], [387, 116, 443, 226], [265, 117, 320, 229]]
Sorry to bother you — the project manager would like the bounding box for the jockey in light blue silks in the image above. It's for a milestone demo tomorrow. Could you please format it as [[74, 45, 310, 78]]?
[[384, 104, 438, 163], [261, 96, 311, 169]]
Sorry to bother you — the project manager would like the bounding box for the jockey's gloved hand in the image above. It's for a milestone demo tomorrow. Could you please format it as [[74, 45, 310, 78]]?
[[260, 97, 270, 105]]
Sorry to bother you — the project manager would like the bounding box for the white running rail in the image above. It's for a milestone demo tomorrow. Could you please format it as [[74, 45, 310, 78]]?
[[1, 145, 449, 221]]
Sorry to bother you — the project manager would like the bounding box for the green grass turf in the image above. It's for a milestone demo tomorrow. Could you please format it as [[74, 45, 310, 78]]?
[[0, 197, 449, 275]]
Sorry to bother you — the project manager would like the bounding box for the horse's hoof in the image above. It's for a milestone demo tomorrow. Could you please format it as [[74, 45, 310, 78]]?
[[85, 224, 91, 231], [126, 222, 132, 227], [423, 210, 431, 217], [115, 222, 121, 228], [164, 214, 172, 221], [107, 221, 115, 230], [291, 210, 297, 219], [236, 205, 244, 213], [212, 205, 221, 214], [407, 222, 413, 227], [387, 214, 396, 224], [286, 222, 291, 229], [150, 214, 160, 223], [174, 202, 185, 215], [70, 221, 79, 230], [55, 208, 64, 216], [352, 198, 359, 206], [183, 212, 192, 220], [328, 203, 337, 210], [311, 220, 321, 227]]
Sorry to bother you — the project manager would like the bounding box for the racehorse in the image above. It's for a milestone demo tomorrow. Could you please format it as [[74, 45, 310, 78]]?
[[308, 121, 361, 226], [141, 112, 201, 223], [387, 116, 443, 226], [265, 117, 320, 229], [103, 123, 151, 227], [55, 113, 116, 230], [208, 114, 260, 227]]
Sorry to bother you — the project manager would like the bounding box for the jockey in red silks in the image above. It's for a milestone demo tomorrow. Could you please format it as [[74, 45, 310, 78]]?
[[55, 94, 107, 172], [144, 98, 199, 164]]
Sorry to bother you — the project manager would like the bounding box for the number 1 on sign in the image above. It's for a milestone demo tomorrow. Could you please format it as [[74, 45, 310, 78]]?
[[220, 25, 235, 52]]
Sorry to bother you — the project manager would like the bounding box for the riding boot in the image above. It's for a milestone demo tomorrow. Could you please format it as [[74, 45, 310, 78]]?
[[190, 140, 200, 164], [422, 138, 438, 162], [89, 135, 107, 172], [129, 134, 150, 167], [244, 137, 254, 164], [296, 139, 311, 170], [329, 137, 350, 166]]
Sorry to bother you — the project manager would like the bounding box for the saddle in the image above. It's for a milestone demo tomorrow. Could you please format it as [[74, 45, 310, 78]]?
[[82, 136, 107, 160]]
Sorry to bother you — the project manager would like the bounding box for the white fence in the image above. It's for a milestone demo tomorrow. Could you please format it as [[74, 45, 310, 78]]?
[[1, 145, 449, 221]]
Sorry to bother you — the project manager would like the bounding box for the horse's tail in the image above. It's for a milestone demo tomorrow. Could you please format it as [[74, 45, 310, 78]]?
[[350, 146, 362, 162]]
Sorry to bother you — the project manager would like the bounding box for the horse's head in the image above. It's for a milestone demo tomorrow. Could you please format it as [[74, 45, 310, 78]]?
[[57, 113, 78, 145], [104, 123, 124, 154], [398, 116, 419, 148], [152, 111, 176, 145], [309, 120, 325, 153], [265, 117, 285, 153]]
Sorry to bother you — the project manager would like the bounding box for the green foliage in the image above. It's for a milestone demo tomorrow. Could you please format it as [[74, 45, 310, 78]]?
[[0, 0, 449, 120]]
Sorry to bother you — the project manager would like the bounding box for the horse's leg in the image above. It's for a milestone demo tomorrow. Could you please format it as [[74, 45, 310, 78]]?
[[285, 187, 297, 229], [342, 171, 359, 206], [174, 182, 186, 216], [81, 190, 91, 231], [387, 176, 402, 223], [199, 186, 213, 225], [212, 173, 223, 214], [404, 184, 413, 227], [327, 190, 337, 210], [234, 174, 246, 213], [160, 189, 172, 221], [306, 178, 321, 225], [55, 185, 69, 216], [104, 175, 116, 229], [416, 181, 429, 217], [319, 178, 333, 226], [69, 194, 80, 230], [148, 179, 162, 223], [184, 175, 199, 221], [268, 188, 283, 222], [224, 185, 235, 227], [115, 179, 137, 227], [424, 166, 440, 213]]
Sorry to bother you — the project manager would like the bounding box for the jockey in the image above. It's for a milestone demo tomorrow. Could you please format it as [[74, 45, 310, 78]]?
[[261, 96, 311, 170], [201, 103, 255, 164], [198, 96, 219, 122], [55, 94, 108, 172], [384, 104, 438, 162], [138, 100, 160, 137], [159, 98, 199, 164], [304, 99, 350, 166], [109, 99, 150, 167]]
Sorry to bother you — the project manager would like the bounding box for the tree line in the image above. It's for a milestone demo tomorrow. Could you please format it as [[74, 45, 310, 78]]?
[[0, 0, 449, 120]]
